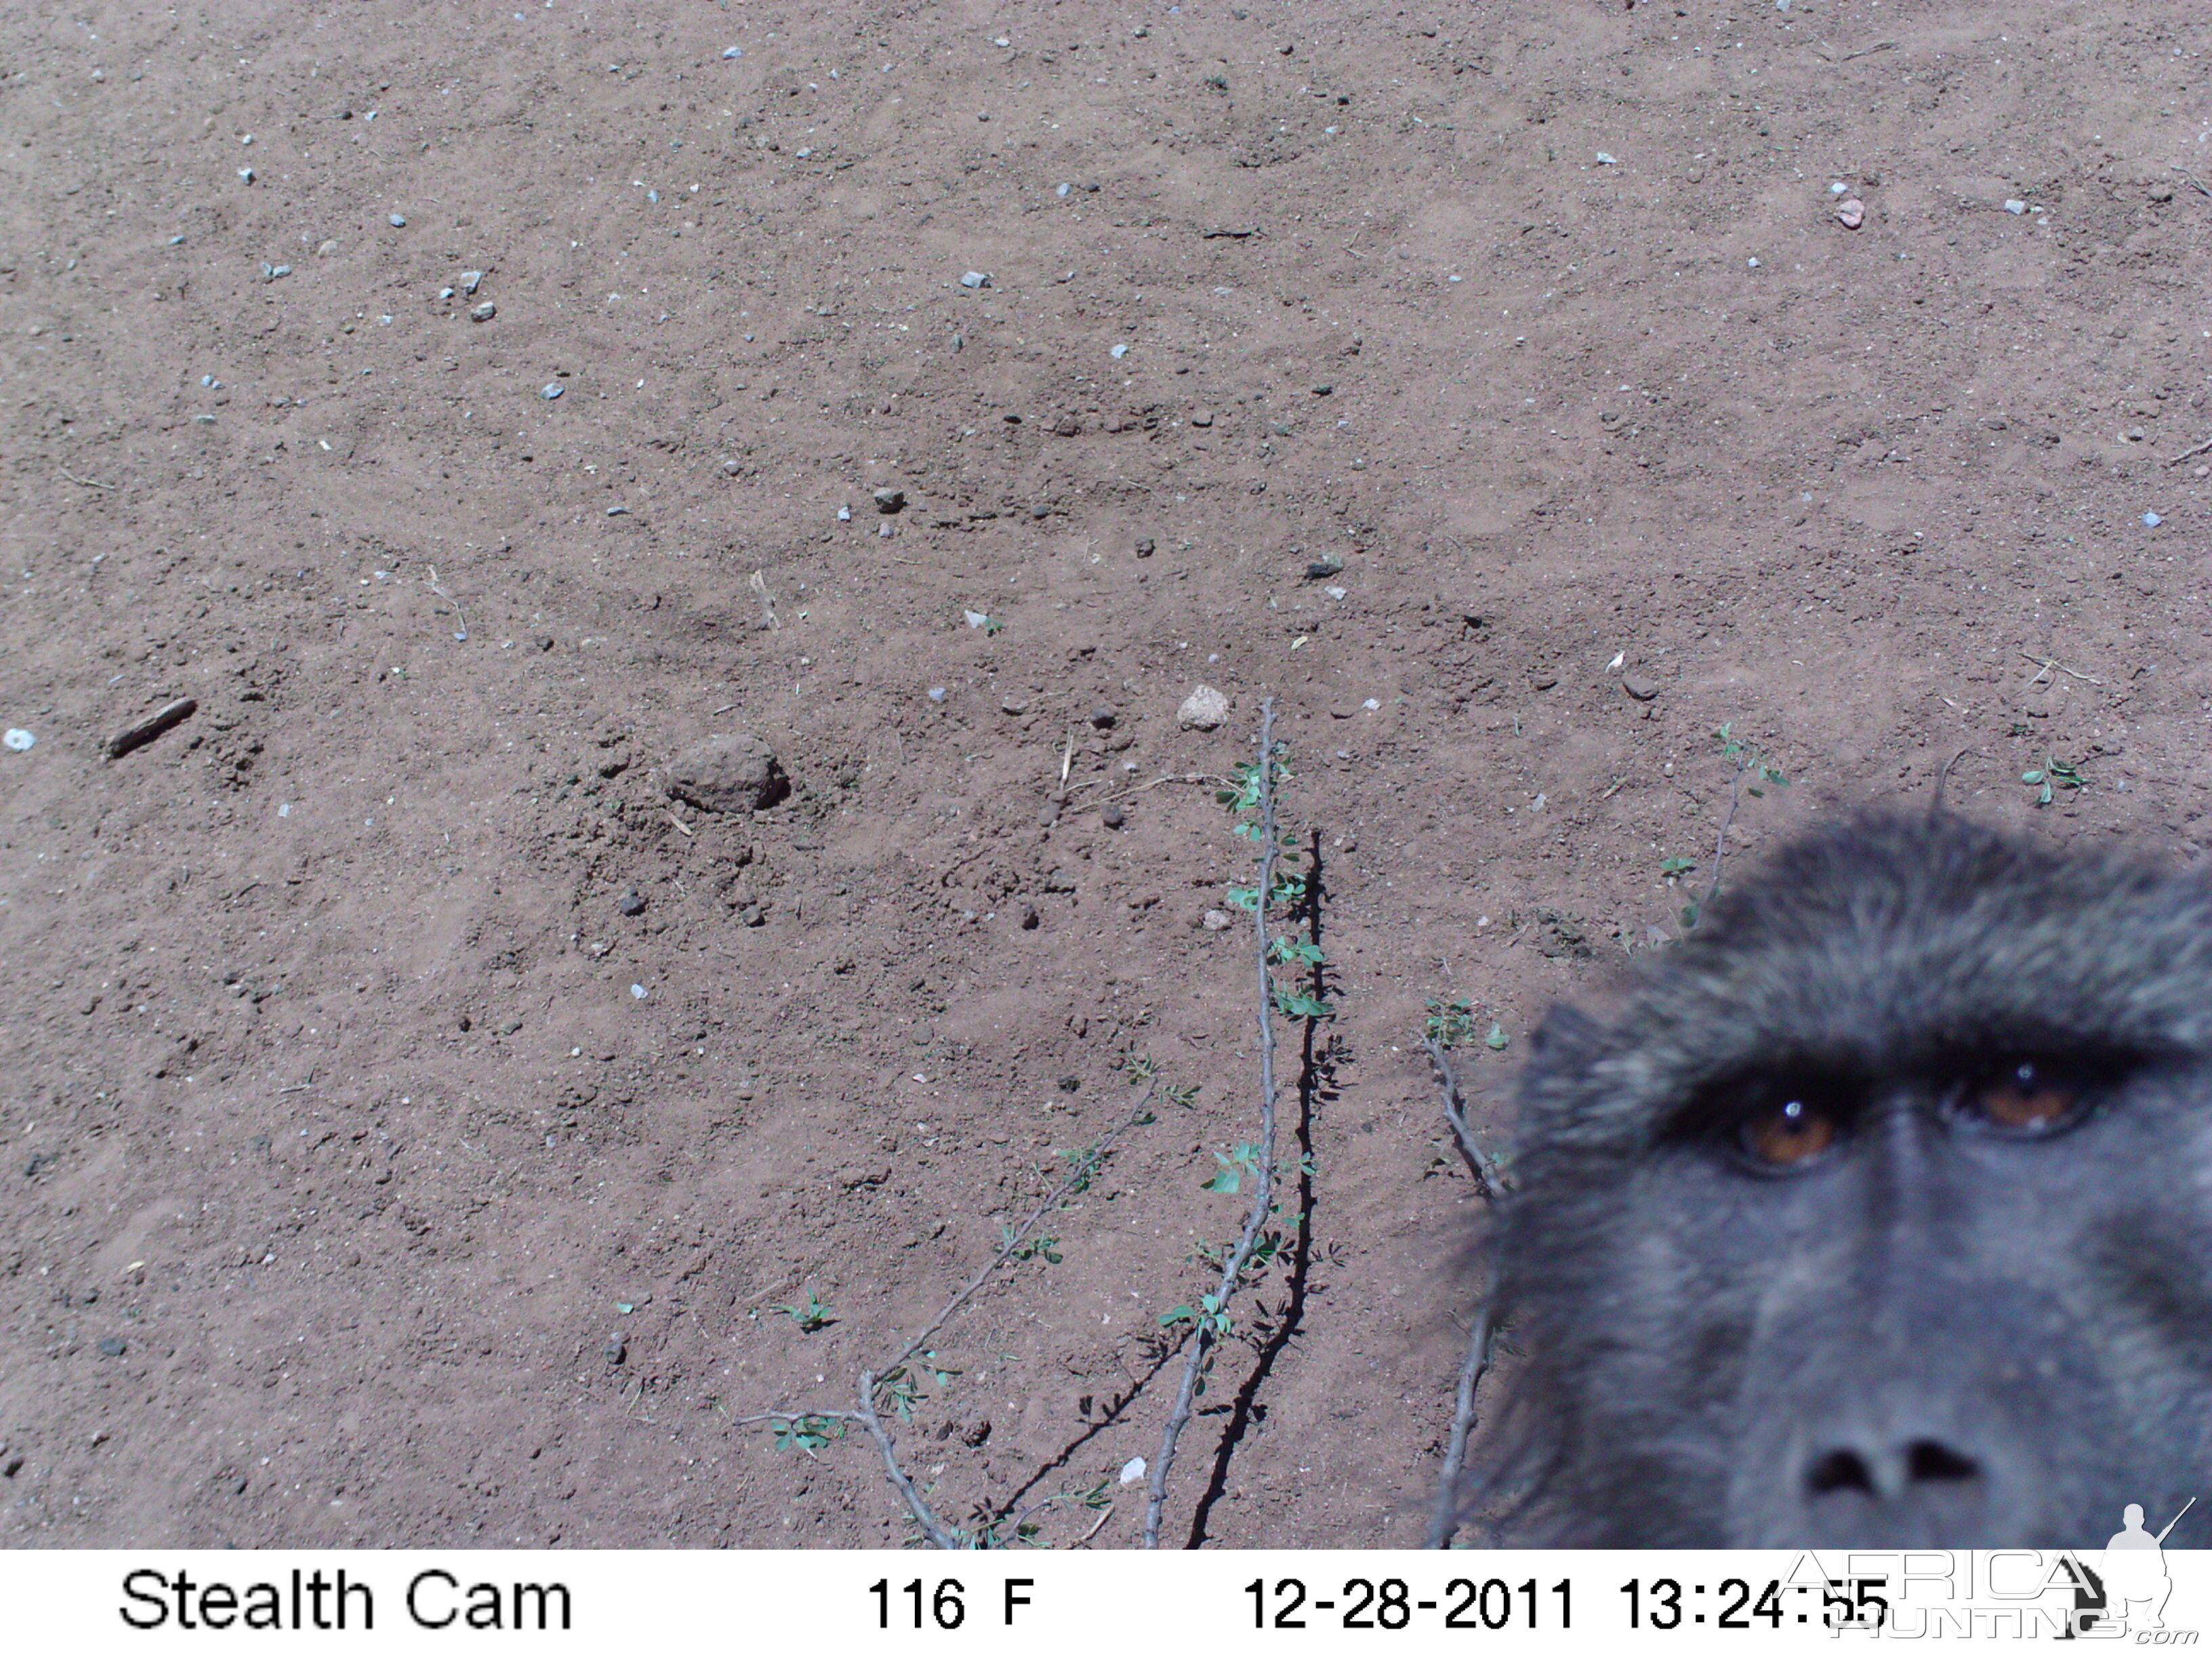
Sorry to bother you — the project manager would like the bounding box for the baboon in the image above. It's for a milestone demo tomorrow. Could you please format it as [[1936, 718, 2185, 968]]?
[[1477, 812, 2212, 1547]]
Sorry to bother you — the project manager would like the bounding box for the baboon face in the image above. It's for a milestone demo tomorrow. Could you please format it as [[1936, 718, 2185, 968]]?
[[1486, 815, 2212, 1547]]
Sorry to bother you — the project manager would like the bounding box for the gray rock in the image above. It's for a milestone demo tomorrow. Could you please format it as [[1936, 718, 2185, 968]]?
[[665, 733, 790, 813], [872, 486, 906, 514], [1178, 684, 1230, 731], [1622, 673, 1662, 701], [617, 886, 647, 917], [470, 301, 496, 322]]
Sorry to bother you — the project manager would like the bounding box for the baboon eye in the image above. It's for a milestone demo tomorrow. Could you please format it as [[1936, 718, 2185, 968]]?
[[1970, 1060, 2081, 1134], [1739, 1095, 1840, 1169]]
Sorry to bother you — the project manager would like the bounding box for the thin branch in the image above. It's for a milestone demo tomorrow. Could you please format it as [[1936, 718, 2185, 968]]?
[[1427, 1306, 1496, 1549], [872, 1094, 1156, 1389], [1421, 1037, 1503, 1199], [2017, 649, 2102, 685], [1145, 699, 1282, 1548], [1064, 771, 1229, 801], [1931, 745, 1974, 817], [857, 1373, 963, 1550], [1700, 767, 1749, 917], [726, 1409, 858, 1430], [736, 1090, 1158, 1550], [426, 566, 470, 642]]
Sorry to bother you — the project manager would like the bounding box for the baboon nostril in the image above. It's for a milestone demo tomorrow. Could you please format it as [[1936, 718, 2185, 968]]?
[[1906, 1439, 1979, 1483], [1807, 1450, 1877, 1496]]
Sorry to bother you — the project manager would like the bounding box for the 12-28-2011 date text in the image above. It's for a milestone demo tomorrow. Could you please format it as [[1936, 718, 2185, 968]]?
[[1247, 1576, 1571, 1631]]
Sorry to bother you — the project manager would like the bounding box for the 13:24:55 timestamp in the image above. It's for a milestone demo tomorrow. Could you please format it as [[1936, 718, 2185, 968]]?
[[1621, 1577, 1891, 1630]]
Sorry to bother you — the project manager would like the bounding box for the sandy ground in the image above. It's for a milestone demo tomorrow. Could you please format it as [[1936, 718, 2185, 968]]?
[[3, 0, 2209, 1548]]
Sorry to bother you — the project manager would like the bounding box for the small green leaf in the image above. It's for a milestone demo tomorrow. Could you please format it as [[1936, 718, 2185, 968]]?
[[1485, 1023, 1509, 1051]]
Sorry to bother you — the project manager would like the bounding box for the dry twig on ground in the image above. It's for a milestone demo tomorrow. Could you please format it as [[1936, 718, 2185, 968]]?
[[1422, 1038, 1504, 1548], [1143, 700, 1284, 1548]]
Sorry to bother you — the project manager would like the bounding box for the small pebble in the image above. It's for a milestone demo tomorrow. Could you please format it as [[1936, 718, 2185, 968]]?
[[1190, 409, 1214, 427], [3, 730, 32, 752], [1835, 198, 1864, 229], [1001, 697, 1029, 716], [960, 270, 991, 289], [237, 167, 254, 184], [630, 983, 647, 1000], [1102, 805, 1126, 830], [470, 301, 496, 322], [541, 382, 564, 399], [1594, 151, 1618, 165], [388, 213, 407, 227], [1135, 538, 1155, 558], [1088, 707, 1117, 729], [98, 1337, 126, 1357], [1202, 910, 1231, 932], [1830, 182, 1849, 195], [723, 459, 741, 476], [604, 1334, 627, 1365], [1036, 803, 1059, 827], [461, 270, 483, 293], [1057, 182, 1071, 197], [927, 687, 947, 702], [722, 45, 743, 59], [873, 486, 905, 513], [2003, 200, 2027, 215], [2142, 512, 2163, 529], [1622, 672, 1662, 701], [1110, 343, 1130, 359], [617, 886, 647, 916]]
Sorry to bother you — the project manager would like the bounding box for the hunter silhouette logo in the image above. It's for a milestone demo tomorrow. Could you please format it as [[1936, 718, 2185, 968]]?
[[2093, 1497, 2194, 1635]]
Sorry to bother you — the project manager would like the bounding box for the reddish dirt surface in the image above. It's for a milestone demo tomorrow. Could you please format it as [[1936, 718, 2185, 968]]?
[[4, 1, 2209, 1549]]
